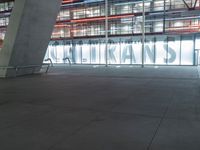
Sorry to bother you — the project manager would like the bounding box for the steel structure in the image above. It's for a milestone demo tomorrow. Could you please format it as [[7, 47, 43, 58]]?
[[1, 0, 200, 65]]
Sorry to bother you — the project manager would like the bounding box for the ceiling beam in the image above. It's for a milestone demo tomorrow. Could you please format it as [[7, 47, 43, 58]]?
[[0, 0, 14, 3]]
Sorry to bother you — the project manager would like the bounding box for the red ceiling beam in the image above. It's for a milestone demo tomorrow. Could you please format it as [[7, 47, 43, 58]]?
[[0, 0, 75, 3]]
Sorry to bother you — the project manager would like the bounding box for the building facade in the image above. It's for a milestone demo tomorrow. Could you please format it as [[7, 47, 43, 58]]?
[[1, 0, 200, 65]]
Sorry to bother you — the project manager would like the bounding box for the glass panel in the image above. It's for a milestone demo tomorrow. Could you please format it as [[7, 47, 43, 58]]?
[[74, 42, 82, 64], [63, 42, 73, 63], [132, 39, 142, 64], [82, 43, 91, 64], [195, 34, 200, 50], [167, 36, 180, 65], [48, 44, 58, 63], [90, 41, 100, 64], [108, 41, 120, 64], [144, 37, 155, 64], [100, 40, 106, 64], [181, 36, 194, 65], [121, 41, 132, 64], [52, 43, 64, 64], [155, 36, 167, 65]]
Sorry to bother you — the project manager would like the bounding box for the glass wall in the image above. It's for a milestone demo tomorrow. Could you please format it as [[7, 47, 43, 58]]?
[[0, 0, 200, 66], [0, 1, 14, 48], [0, 2, 13, 12], [45, 34, 198, 65]]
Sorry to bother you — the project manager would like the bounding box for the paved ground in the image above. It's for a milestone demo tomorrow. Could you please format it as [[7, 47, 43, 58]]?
[[0, 65, 200, 150]]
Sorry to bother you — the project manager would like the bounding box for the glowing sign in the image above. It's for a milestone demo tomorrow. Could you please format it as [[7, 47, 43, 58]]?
[[45, 35, 195, 65]]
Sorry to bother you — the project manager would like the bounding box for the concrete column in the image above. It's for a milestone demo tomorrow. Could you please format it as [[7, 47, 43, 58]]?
[[0, 0, 62, 77]]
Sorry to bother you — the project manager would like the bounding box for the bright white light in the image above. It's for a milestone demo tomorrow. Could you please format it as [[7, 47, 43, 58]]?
[[154, 66, 159, 69], [93, 65, 99, 68], [181, 39, 193, 65]]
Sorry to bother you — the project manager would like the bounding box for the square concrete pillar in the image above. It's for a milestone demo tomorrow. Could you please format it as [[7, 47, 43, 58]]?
[[0, 0, 62, 77]]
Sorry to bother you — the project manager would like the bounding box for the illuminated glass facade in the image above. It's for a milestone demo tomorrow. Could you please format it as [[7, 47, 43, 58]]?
[[0, 1, 13, 48], [47, 35, 200, 65], [47, 0, 200, 65], [1, 0, 200, 65]]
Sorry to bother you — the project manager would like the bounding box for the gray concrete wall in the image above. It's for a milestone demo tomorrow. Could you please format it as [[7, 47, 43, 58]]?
[[0, 0, 62, 77]]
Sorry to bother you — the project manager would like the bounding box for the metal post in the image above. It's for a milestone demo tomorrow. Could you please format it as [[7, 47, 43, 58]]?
[[105, 0, 108, 67], [141, 0, 145, 68], [163, 0, 166, 33]]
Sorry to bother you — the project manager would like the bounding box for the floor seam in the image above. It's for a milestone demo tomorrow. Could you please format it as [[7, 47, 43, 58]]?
[[197, 66, 200, 79], [146, 95, 173, 150], [47, 119, 96, 150], [20, 101, 165, 119], [46, 74, 199, 81]]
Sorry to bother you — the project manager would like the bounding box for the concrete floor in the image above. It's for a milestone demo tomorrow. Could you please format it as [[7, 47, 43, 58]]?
[[0, 65, 200, 150]]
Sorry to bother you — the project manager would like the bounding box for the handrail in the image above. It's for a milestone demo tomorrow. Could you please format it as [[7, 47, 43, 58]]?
[[0, 66, 16, 69], [63, 57, 71, 66], [42, 63, 51, 73], [0, 63, 51, 76], [44, 58, 53, 67]]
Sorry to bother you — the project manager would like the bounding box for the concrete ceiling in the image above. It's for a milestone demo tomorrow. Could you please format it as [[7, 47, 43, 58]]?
[[0, 0, 14, 3]]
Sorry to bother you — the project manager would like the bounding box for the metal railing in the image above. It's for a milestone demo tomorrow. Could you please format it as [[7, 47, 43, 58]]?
[[44, 58, 53, 67], [63, 57, 71, 66], [0, 63, 51, 77]]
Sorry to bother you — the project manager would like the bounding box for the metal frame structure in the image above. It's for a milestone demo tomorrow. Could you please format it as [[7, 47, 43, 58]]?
[[1, 0, 200, 66]]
